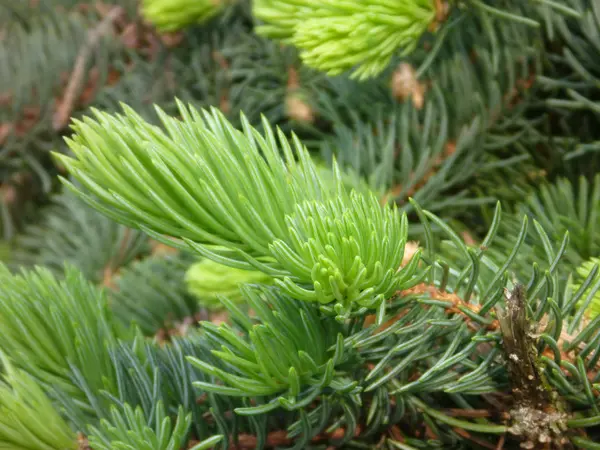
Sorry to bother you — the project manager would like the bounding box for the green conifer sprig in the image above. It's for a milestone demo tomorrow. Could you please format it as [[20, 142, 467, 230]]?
[[252, 0, 438, 80], [538, 0, 600, 160], [142, 0, 234, 31], [185, 258, 274, 309], [314, 4, 544, 215], [50, 332, 258, 445], [56, 102, 421, 316], [540, 0, 600, 113], [1, 1, 600, 448], [54, 338, 198, 432], [3, 189, 600, 447], [0, 9, 92, 239], [0, 11, 89, 127], [0, 0, 152, 239]]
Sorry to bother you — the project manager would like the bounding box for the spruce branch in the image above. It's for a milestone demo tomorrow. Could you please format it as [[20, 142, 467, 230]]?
[[0, 0, 174, 238], [484, 174, 600, 282], [4, 2, 600, 448], [536, 0, 600, 164], [187, 285, 359, 411], [315, 4, 543, 214], [380, 201, 600, 447], [56, 102, 421, 316]]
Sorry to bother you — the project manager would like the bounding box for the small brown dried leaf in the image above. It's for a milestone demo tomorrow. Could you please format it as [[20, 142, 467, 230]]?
[[391, 63, 426, 110], [285, 94, 314, 124]]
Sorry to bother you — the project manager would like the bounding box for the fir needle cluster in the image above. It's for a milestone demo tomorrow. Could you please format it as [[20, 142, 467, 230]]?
[[56, 102, 421, 317]]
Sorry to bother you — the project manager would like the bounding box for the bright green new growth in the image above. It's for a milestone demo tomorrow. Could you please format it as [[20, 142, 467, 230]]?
[[142, 0, 232, 32], [0, 355, 76, 450], [88, 402, 223, 450], [185, 258, 274, 308], [270, 192, 416, 309], [253, 0, 437, 79], [56, 102, 420, 316]]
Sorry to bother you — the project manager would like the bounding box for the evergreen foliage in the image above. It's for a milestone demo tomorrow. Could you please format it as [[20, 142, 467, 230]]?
[[56, 103, 421, 316], [478, 174, 600, 286], [3, 0, 600, 449], [253, 0, 439, 79]]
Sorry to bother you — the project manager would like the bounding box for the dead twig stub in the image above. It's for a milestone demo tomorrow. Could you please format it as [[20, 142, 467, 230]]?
[[497, 285, 570, 449], [53, 6, 124, 130]]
